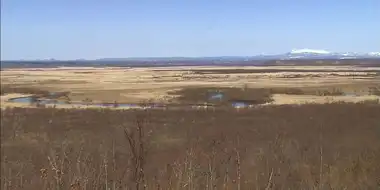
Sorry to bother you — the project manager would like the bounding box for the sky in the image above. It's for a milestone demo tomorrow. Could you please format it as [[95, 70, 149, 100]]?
[[1, 0, 380, 60]]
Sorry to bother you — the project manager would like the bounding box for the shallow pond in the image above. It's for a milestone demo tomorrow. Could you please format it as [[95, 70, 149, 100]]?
[[8, 96, 147, 108], [209, 92, 224, 100], [231, 102, 250, 108], [8, 94, 255, 109]]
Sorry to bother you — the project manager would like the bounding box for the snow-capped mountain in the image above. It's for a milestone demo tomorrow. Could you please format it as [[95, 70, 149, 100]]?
[[290, 49, 331, 54], [252, 49, 380, 60], [368, 52, 380, 56]]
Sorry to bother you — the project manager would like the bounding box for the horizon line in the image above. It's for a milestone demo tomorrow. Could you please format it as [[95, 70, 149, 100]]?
[[2, 49, 380, 61]]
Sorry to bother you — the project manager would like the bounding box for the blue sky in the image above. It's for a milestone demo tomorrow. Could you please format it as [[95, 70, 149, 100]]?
[[1, 0, 379, 60]]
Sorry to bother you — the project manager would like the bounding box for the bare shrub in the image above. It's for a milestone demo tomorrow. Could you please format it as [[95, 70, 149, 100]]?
[[124, 112, 150, 189]]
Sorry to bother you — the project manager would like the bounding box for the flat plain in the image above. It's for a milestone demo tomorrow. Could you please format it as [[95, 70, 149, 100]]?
[[1, 64, 380, 189], [1, 65, 380, 108]]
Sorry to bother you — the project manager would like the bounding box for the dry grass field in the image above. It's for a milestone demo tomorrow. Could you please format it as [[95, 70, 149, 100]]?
[[1, 65, 380, 189], [1, 65, 380, 108]]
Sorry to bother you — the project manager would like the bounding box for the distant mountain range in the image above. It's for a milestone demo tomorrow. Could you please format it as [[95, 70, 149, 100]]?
[[95, 49, 380, 61], [2, 49, 380, 62], [266, 49, 380, 60]]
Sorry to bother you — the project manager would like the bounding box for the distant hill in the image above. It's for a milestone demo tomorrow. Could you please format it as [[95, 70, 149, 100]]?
[[3, 49, 379, 63], [1, 49, 380, 68]]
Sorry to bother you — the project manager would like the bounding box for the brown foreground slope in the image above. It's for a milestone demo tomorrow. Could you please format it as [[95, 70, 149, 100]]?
[[1, 104, 380, 189]]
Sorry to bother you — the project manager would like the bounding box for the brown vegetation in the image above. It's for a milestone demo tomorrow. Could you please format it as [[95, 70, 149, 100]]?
[[369, 86, 380, 96], [170, 87, 351, 106], [170, 87, 273, 105], [1, 85, 50, 96], [1, 103, 380, 189]]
